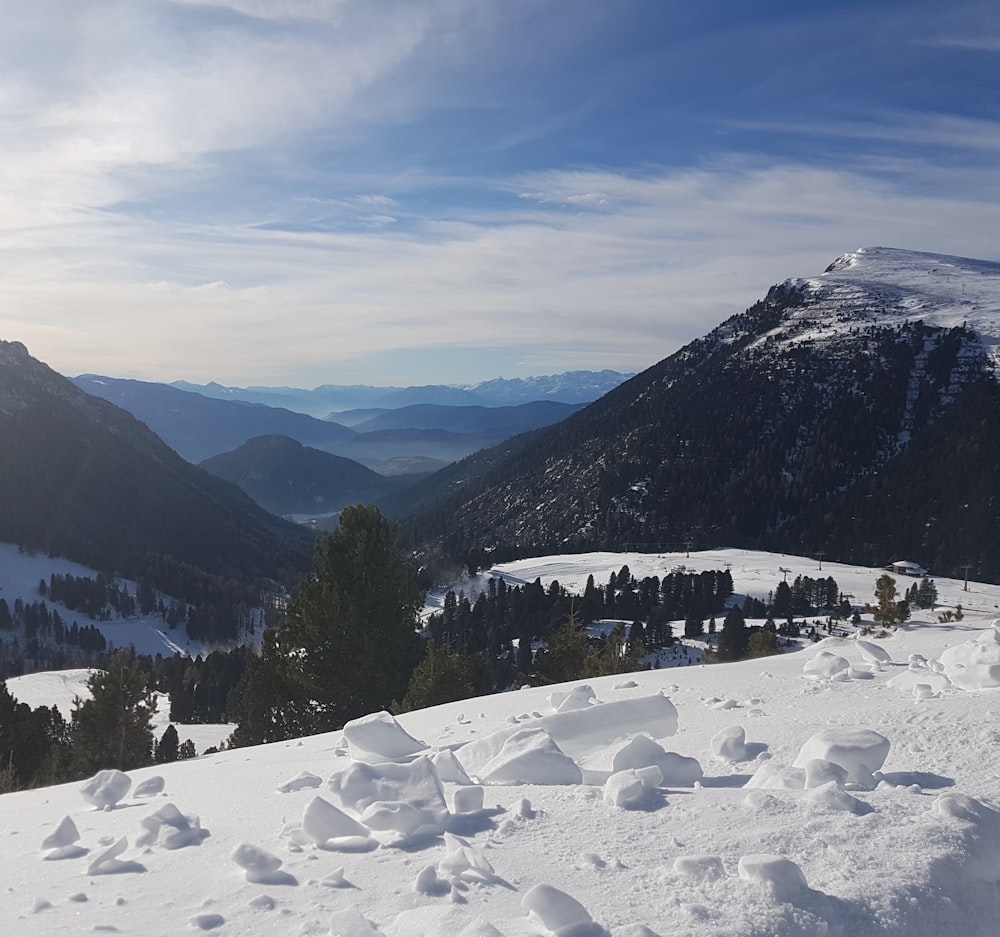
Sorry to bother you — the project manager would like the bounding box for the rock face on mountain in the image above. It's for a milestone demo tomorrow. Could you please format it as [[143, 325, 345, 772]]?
[[407, 249, 1000, 582], [0, 342, 314, 585]]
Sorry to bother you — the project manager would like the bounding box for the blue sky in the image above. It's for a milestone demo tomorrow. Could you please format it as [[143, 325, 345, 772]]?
[[1, 0, 997, 387]]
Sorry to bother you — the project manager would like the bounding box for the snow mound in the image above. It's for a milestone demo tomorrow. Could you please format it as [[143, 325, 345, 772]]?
[[711, 725, 750, 762], [456, 692, 678, 778], [342, 710, 428, 763], [329, 755, 450, 838], [939, 623, 1000, 690], [80, 770, 132, 810], [135, 803, 209, 849], [792, 728, 890, 789], [479, 727, 583, 786], [578, 732, 702, 786], [737, 854, 809, 900], [602, 766, 663, 809]]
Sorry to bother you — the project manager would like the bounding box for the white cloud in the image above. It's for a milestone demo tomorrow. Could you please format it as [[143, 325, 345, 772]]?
[[5, 159, 998, 384]]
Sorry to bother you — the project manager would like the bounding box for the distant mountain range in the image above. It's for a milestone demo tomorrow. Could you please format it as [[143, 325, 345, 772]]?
[[72, 376, 594, 473], [171, 370, 632, 418], [399, 248, 1000, 584]]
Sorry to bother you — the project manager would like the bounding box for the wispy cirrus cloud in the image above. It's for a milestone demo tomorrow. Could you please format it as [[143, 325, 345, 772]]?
[[0, 0, 997, 386]]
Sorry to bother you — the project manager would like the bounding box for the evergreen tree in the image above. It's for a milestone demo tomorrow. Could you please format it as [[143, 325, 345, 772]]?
[[749, 623, 782, 658], [583, 623, 646, 677], [233, 505, 422, 741], [717, 606, 749, 662], [155, 723, 180, 763], [178, 739, 197, 760], [536, 609, 591, 683], [872, 574, 909, 627], [227, 629, 313, 747], [71, 649, 155, 774], [915, 577, 938, 609], [394, 641, 475, 713], [683, 613, 704, 638]]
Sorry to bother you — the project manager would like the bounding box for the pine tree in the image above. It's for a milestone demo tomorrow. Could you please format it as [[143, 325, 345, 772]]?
[[583, 623, 646, 677], [232, 505, 422, 741], [71, 649, 155, 774], [536, 609, 591, 683], [717, 606, 749, 662], [155, 724, 180, 763], [915, 577, 938, 609], [394, 641, 475, 713], [872, 574, 909, 627], [749, 621, 782, 658]]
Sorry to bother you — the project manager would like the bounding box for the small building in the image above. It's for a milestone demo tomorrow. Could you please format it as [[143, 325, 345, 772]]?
[[889, 560, 927, 577]]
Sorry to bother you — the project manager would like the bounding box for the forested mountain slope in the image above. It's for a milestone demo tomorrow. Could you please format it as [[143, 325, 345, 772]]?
[[405, 249, 1000, 582], [0, 342, 314, 595]]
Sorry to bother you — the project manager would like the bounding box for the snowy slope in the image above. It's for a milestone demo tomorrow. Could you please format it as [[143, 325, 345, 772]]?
[[4, 549, 1000, 937], [0, 542, 221, 659], [756, 246, 1000, 369]]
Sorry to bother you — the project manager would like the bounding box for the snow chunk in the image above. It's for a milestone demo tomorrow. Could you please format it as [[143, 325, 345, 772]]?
[[452, 786, 484, 814], [744, 762, 806, 790], [550, 684, 598, 712], [80, 769, 132, 810], [523, 882, 606, 936], [603, 766, 663, 809], [737, 854, 809, 899], [438, 832, 503, 884], [132, 776, 165, 798], [135, 803, 209, 849], [579, 733, 702, 786], [802, 651, 851, 680], [277, 770, 323, 793], [939, 624, 1000, 690], [792, 727, 890, 789], [87, 837, 145, 875], [711, 725, 749, 762], [855, 639, 892, 665], [41, 815, 80, 852], [329, 755, 450, 837], [431, 749, 473, 784], [479, 727, 582, 786], [672, 855, 725, 880], [457, 694, 678, 778], [802, 758, 849, 790], [342, 710, 428, 763], [230, 842, 295, 885], [805, 780, 873, 815], [301, 795, 370, 845]]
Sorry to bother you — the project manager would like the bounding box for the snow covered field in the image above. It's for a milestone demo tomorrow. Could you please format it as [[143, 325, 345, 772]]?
[[0, 542, 235, 659], [4, 548, 1000, 936]]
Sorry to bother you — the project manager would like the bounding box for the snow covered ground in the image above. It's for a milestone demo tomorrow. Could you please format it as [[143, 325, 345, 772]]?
[[4, 548, 1000, 936]]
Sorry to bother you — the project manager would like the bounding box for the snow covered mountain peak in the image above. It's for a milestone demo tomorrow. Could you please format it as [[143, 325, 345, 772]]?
[[773, 247, 1000, 370]]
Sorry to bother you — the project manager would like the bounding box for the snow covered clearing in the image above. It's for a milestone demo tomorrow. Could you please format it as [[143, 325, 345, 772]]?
[[0, 542, 215, 659]]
